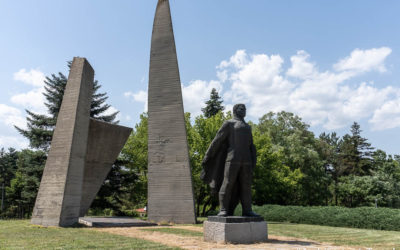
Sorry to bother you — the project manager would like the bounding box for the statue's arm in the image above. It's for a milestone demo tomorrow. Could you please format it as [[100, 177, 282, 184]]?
[[203, 121, 230, 164], [250, 128, 257, 169]]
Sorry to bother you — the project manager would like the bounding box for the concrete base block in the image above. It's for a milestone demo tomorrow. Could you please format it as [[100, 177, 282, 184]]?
[[204, 219, 268, 244]]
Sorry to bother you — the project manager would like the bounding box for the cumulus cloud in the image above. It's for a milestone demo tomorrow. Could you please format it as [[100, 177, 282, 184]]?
[[334, 47, 392, 73], [369, 97, 400, 131], [0, 104, 26, 128], [287, 50, 317, 79], [12, 69, 47, 113], [11, 88, 45, 112], [182, 80, 222, 117], [215, 47, 397, 130], [0, 135, 28, 150], [124, 90, 148, 112], [13, 69, 45, 87], [127, 47, 398, 131], [101, 106, 121, 121]]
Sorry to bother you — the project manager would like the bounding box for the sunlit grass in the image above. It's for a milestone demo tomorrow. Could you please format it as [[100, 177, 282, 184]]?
[[0, 220, 180, 250]]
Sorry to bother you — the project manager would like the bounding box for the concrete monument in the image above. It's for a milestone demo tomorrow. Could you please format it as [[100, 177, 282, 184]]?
[[31, 57, 131, 227], [147, 0, 196, 224]]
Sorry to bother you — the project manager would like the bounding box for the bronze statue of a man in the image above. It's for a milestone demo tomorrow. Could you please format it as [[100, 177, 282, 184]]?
[[201, 104, 260, 217]]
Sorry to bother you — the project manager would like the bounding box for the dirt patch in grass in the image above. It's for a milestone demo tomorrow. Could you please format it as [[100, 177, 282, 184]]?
[[96, 225, 359, 249]]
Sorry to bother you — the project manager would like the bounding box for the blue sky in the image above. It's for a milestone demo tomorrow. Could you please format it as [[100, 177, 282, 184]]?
[[1, 0, 400, 155]]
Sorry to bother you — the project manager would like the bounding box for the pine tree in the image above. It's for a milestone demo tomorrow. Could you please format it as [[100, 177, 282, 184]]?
[[201, 88, 224, 118], [339, 122, 374, 176], [15, 65, 119, 151]]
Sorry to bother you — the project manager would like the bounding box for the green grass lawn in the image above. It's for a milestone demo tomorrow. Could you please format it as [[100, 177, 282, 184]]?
[[1, 219, 400, 249], [0, 220, 180, 250], [269, 222, 400, 249], [140, 228, 203, 237]]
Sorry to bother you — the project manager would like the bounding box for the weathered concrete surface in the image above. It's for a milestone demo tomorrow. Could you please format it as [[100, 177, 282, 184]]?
[[147, 0, 196, 224], [204, 220, 268, 244], [79, 217, 156, 227], [79, 119, 132, 217], [31, 57, 94, 227]]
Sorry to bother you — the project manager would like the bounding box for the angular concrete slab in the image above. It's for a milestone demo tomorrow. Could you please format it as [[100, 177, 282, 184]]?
[[31, 57, 94, 227], [147, 0, 196, 224], [31, 57, 133, 227], [79, 119, 132, 217]]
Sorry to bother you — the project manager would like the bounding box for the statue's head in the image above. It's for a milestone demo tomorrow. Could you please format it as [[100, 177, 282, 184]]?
[[233, 104, 246, 119]]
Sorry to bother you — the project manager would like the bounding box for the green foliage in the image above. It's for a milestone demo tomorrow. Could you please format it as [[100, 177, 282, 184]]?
[[338, 122, 374, 177], [3, 150, 46, 218], [185, 112, 229, 216], [201, 88, 225, 118], [251, 204, 400, 231], [254, 111, 330, 205]]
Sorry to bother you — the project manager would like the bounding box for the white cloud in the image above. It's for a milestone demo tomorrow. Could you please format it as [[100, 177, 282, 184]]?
[[0, 135, 28, 150], [182, 80, 222, 117], [210, 48, 397, 130], [218, 50, 249, 69], [12, 69, 47, 113], [0, 104, 26, 129], [370, 97, 400, 131], [11, 87, 46, 112], [124, 47, 399, 131], [13, 69, 45, 87], [124, 90, 148, 112], [287, 50, 317, 79], [101, 106, 121, 121], [334, 47, 392, 73]]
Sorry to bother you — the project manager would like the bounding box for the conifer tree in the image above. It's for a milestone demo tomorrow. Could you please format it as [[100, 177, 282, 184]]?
[[201, 88, 224, 118], [339, 122, 374, 176], [15, 65, 119, 151]]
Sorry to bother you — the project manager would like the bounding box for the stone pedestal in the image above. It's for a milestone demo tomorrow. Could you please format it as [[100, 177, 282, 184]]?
[[204, 216, 268, 244]]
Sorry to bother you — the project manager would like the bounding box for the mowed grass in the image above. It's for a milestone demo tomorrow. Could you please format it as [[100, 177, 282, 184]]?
[[142, 221, 400, 248], [0, 220, 180, 250], [140, 227, 203, 237], [269, 222, 400, 249]]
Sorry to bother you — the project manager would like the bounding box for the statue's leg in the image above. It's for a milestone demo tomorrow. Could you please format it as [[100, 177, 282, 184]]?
[[218, 162, 240, 216], [227, 184, 239, 216], [239, 163, 254, 215]]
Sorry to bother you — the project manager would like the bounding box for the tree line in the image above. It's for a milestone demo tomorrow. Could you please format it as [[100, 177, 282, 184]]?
[[1, 67, 399, 218]]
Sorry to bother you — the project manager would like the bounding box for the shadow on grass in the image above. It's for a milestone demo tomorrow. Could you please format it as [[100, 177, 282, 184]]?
[[266, 238, 318, 246]]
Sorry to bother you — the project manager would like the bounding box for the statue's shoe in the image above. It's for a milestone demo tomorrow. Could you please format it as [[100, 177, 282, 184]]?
[[217, 211, 228, 217], [242, 211, 261, 217]]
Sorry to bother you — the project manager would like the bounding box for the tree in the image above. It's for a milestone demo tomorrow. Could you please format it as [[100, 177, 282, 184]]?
[[201, 88, 225, 118], [256, 111, 329, 205], [252, 126, 303, 205], [318, 132, 340, 205], [338, 122, 374, 176], [5, 150, 46, 218], [0, 148, 18, 214], [15, 66, 119, 151]]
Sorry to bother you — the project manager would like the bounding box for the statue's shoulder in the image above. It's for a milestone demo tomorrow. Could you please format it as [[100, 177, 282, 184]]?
[[223, 119, 236, 127]]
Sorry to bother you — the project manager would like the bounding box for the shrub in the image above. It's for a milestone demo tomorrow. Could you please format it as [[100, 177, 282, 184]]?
[[238, 205, 400, 231]]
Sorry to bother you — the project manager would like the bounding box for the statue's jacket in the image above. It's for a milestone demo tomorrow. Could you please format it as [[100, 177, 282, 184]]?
[[201, 118, 257, 195]]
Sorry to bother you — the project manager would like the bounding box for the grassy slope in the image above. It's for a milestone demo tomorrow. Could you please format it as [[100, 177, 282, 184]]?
[[0, 220, 180, 250]]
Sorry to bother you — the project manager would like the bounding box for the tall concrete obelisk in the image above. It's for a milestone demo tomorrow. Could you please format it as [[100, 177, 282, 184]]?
[[147, 0, 196, 224]]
